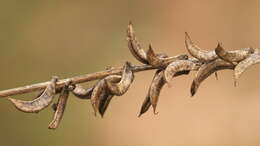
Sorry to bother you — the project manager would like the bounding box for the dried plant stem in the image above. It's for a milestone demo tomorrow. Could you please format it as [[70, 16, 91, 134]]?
[[0, 64, 156, 98]]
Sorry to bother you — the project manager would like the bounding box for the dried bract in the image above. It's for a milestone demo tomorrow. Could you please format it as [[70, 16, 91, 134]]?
[[105, 62, 134, 96], [48, 82, 71, 129], [8, 77, 58, 113], [164, 60, 200, 84], [127, 22, 148, 64], [215, 43, 254, 64], [147, 44, 188, 68], [234, 50, 260, 84], [185, 32, 218, 62], [191, 59, 235, 96]]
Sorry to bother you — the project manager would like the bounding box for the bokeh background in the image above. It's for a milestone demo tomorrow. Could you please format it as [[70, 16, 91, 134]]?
[[0, 0, 260, 146]]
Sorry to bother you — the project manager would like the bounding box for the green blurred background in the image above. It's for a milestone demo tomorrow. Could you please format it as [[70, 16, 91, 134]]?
[[1, 0, 260, 146]]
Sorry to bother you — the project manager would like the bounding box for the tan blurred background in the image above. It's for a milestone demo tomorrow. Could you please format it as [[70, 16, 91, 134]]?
[[0, 0, 260, 146]]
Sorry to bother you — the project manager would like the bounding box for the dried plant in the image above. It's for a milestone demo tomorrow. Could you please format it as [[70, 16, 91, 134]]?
[[0, 22, 259, 130]]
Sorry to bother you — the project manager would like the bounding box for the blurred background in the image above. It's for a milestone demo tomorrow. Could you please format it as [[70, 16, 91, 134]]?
[[0, 0, 260, 146]]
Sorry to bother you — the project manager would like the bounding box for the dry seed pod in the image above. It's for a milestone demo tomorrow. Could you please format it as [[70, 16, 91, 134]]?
[[72, 85, 94, 99], [105, 62, 134, 96], [164, 60, 200, 84], [48, 82, 71, 129], [191, 59, 235, 96], [215, 43, 255, 64], [127, 22, 148, 64], [185, 32, 218, 62], [234, 50, 260, 84], [139, 70, 190, 117], [147, 44, 189, 68], [8, 77, 58, 113]]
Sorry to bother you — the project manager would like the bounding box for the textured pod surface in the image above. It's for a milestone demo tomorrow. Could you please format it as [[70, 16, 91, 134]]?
[[72, 85, 93, 99], [234, 50, 260, 83], [147, 45, 188, 68], [185, 32, 218, 62], [90, 80, 107, 116], [127, 22, 148, 64], [48, 84, 70, 129], [8, 77, 58, 113], [215, 43, 254, 63], [106, 62, 134, 96], [191, 59, 235, 96], [164, 60, 199, 83]]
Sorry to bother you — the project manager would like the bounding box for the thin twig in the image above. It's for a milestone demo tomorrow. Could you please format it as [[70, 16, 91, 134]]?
[[0, 64, 156, 98]]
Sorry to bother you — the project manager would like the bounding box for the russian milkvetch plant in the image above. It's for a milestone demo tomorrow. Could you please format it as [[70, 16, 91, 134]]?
[[0, 22, 259, 130]]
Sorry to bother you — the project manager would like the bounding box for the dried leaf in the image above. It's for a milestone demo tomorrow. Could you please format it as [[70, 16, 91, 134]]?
[[106, 62, 134, 96], [8, 77, 58, 113], [185, 32, 218, 62], [191, 59, 235, 96]]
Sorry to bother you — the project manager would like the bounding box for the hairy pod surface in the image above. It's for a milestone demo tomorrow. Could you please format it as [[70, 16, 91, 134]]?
[[164, 60, 200, 84], [127, 22, 148, 64], [185, 32, 218, 62], [147, 45, 189, 68], [215, 43, 255, 64], [191, 59, 235, 96], [8, 77, 58, 113], [105, 62, 134, 96], [234, 50, 260, 84], [48, 83, 71, 129], [72, 85, 94, 99]]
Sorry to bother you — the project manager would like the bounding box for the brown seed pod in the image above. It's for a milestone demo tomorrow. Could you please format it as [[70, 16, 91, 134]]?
[[71, 85, 94, 100], [185, 32, 218, 62], [164, 60, 200, 84], [48, 82, 71, 130], [215, 43, 255, 64], [7, 77, 58, 113], [147, 44, 189, 68], [234, 50, 260, 85], [139, 70, 190, 117], [105, 62, 134, 96], [127, 22, 148, 64], [191, 59, 235, 96]]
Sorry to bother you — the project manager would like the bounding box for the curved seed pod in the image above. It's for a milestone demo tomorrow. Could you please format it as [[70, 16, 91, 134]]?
[[98, 75, 121, 117], [164, 60, 200, 84], [105, 62, 134, 96], [127, 22, 148, 64], [185, 32, 218, 62], [215, 43, 255, 63], [147, 44, 189, 68], [72, 85, 94, 99], [234, 50, 260, 84], [191, 59, 235, 96], [139, 70, 190, 117], [48, 82, 71, 130], [7, 77, 58, 113]]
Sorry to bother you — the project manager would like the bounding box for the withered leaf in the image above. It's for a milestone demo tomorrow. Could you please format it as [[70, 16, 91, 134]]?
[[8, 77, 58, 113]]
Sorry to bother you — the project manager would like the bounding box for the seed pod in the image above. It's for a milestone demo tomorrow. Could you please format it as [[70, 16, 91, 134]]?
[[234, 50, 260, 85], [215, 43, 255, 64], [139, 70, 190, 117], [147, 44, 189, 68], [105, 62, 134, 96], [72, 85, 94, 99], [98, 75, 121, 117], [185, 32, 218, 62], [164, 60, 200, 84], [48, 82, 71, 130], [191, 59, 235, 96], [127, 22, 148, 64], [8, 77, 58, 113]]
